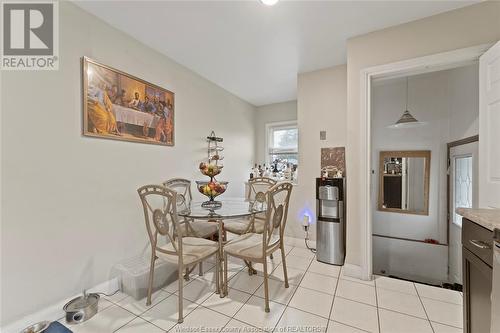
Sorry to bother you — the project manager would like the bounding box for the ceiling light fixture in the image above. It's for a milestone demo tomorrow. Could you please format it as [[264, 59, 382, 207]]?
[[260, 0, 279, 6], [387, 77, 427, 129]]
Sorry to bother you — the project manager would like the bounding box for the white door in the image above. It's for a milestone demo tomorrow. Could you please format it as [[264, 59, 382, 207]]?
[[449, 141, 479, 284], [479, 41, 500, 208]]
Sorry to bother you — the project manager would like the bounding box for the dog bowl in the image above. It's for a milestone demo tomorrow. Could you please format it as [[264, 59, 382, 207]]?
[[63, 292, 99, 324], [20, 321, 50, 333]]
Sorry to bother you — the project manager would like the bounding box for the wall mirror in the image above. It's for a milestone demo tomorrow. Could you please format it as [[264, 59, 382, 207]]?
[[378, 150, 431, 215]]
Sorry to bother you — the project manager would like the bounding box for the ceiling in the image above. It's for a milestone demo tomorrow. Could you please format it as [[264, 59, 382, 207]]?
[[74, 1, 478, 106]]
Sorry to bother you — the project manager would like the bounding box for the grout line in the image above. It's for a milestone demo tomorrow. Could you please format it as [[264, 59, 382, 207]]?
[[198, 290, 251, 318], [224, 249, 292, 332], [226, 246, 303, 332], [377, 306, 436, 322], [134, 316, 168, 332], [262, 282, 334, 298], [326, 267, 378, 333], [374, 274, 381, 333], [428, 320, 463, 330], [334, 295, 378, 308], [324, 265, 341, 333], [331, 293, 427, 331], [331, 320, 373, 333], [338, 275, 376, 287], [374, 285, 417, 296], [285, 304, 332, 321], [270, 251, 316, 332], [418, 295, 463, 306], [138, 276, 220, 332], [141, 293, 199, 332], [415, 282, 436, 333], [112, 314, 142, 332], [92, 299, 161, 331], [166, 303, 205, 332]]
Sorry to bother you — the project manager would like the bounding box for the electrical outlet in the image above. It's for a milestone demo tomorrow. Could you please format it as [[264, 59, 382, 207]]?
[[302, 215, 310, 232]]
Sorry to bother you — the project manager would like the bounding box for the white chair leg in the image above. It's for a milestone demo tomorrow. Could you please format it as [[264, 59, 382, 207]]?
[[215, 254, 220, 294], [263, 259, 270, 312], [280, 244, 289, 288], [178, 264, 184, 323], [146, 252, 155, 306], [224, 252, 228, 296]]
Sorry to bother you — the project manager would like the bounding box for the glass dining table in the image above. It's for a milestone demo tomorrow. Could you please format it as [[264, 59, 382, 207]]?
[[177, 198, 266, 296]]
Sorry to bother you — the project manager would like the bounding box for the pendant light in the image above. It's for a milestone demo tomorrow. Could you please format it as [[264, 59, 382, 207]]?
[[387, 77, 426, 129], [260, 0, 279, 5]]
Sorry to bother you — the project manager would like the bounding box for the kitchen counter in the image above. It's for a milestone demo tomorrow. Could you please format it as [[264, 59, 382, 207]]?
[[456, 208, 500, 231]]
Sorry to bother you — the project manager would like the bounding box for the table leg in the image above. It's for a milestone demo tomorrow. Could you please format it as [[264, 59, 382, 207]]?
[[244, 260, 257, 275], [218, 218, 227, 297]]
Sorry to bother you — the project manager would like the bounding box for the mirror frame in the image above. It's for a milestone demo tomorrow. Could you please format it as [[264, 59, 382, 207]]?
[[378, 150, 431, 215]]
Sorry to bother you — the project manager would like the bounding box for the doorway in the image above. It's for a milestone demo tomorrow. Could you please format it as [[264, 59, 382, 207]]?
[[355, 43, 493, 281], [447, 137, 479, 285], [370, 65, 480, 285]]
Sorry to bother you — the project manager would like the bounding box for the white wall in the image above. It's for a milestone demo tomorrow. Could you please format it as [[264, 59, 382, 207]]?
[[372, 237, 448, 285], [448, 64, 480, 142], [371, 66, 478, 283], [255, 101, 297, 164], [345, 1, 500, 271], [288, 65, 347, 240], [0, 2, 256, 326]]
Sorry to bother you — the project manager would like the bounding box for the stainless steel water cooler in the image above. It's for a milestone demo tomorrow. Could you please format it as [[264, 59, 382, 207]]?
[[316, 177, 345, 265]]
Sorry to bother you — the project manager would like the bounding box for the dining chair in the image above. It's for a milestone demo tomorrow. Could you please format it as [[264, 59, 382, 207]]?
[[163, 178, 220, 278], [163, 178, 219, 239], [138, 184, 219, 323], [224, 177, 277, 236], [223, 182, 293, 312]]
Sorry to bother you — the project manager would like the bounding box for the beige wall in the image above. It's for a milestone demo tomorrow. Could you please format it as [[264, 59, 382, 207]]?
[[345, 1, 500, 268], [288, 65, 347, 239], [255, 101, 297, 164], [0, 2, 256, 326]]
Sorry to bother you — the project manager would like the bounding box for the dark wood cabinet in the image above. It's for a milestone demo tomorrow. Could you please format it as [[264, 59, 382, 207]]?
[[462, 218, 493, 333]]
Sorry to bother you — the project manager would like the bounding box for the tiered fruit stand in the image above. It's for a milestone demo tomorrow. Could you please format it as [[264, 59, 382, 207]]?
[[196, 131, 228, 208]]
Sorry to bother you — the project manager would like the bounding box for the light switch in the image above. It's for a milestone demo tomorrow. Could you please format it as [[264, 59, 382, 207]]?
[[320, 131, 326, 140]]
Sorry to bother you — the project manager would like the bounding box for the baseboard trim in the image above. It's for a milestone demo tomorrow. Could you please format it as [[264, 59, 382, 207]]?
[[342, 263, 364, 279], [1, 278, 120, 333], [284, 236, 316, 250]]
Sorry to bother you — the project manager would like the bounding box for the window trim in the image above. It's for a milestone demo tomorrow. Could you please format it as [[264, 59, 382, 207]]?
[[265, 120, 298, 166]]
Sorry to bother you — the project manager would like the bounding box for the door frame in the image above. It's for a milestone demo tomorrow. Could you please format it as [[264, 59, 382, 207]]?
[[358, 43, 493, 280], [447, 135, 479, 242]]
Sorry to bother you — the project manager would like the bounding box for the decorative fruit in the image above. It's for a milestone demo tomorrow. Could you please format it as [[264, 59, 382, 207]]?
[[199, 163, 222, 177], [196, 180, 228, 199]]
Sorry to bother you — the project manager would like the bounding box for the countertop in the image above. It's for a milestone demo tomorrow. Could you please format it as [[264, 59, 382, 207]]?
[[456, 208, 500, 231]]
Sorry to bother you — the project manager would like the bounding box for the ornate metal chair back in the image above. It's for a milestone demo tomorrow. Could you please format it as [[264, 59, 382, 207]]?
[[163, 178, 193, 213], [138, 184, 182, 256], [262, 182, 293, 248], [248, 177, 277, 210]]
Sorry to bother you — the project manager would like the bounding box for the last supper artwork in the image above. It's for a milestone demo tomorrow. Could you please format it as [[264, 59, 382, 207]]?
[[83, 57, 174, 146]]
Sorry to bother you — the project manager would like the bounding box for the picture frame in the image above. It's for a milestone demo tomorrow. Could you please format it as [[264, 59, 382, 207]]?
[[82, 57, 175, 146]]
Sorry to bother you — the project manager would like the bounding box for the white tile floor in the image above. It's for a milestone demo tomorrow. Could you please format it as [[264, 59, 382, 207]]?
[[60, 246, 463, 333]]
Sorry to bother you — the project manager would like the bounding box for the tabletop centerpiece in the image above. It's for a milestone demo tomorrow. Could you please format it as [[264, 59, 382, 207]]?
[[196, 131, 228, 208]]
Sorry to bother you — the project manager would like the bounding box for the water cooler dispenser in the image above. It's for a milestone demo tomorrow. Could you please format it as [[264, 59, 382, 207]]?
[[316, 177, 345, 265]]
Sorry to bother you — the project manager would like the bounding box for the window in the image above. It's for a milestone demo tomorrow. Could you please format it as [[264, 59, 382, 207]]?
[[266, 121, 298, 169]]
